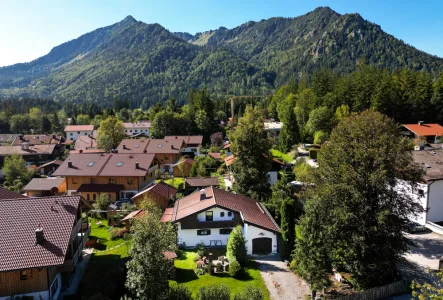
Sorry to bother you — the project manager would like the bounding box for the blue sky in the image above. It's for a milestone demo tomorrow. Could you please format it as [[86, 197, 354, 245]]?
[[1, 0, 442, 67]]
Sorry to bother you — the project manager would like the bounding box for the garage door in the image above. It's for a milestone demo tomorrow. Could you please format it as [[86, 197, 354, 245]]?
[[252, 237, 272, 254]]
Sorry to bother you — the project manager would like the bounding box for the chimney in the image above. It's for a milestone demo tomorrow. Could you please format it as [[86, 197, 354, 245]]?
[[114, 149, 118, 154], [170, 145, 174, 150], [79, 149, 83, 154], [123, 144, 126, 149], [143, 149, 147, 153], [135, 161, 139, 169], [419, 121, 424, 126], [67, 159, 72, 168], [35, 227, 44, 245], [200, 189, 206, 200]]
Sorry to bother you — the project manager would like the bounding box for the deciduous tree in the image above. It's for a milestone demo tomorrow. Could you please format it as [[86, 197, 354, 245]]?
[[96, 116, 126, 152]]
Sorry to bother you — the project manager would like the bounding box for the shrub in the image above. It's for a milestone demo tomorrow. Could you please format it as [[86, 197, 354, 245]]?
[[313, 131, 328, 144], [167, 283, 192, 300], [195, 268, 206, 276], [216, 262, 223, 273], [198, 284, 231, 300], [196, 243, 206, 258], [226, 225, 247, 265], [109, 228, 119, 240], [309, 148, 319, 159], [229, 260, 242, 278], [234, 285, 264, 300], [289, 259, 297, 271], [206, 262, 214, 275]]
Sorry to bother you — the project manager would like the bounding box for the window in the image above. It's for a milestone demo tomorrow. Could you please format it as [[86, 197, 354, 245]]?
[[135, 144, 139, 148], [87, 162, 95, 167], [109, 178, 115, 184], [418, 189, 424, 196], [72, 177, 78, 184], [191, 148, 197, 152], [20, 270, 28, 280], [108, 194, 112, 199], [116, 162, 123, 167], [227, 212, 232, 217], [128, 178, 133, 184], [86, 194, 90, 201], [130, 130, 132, 132], [164, 156, 169, 160], [77, 131, 80, 134], [157, 144, 162, 148], [220, 229, 232, 235], [205, 211, 213, 222], [93, 194, 97, 201], [70, 133, 73, 136], [220, 212, 225, 217], [197, 229, 211, 236], [90, 178, 97, 184], [135, 130, 138, 132]]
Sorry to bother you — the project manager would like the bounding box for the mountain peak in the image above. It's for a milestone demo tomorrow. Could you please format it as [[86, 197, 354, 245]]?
[[122, 15, 137, 23]]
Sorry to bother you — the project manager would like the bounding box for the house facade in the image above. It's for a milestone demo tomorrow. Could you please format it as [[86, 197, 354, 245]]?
[[165, 136, 203, 156], [403, 122, 443, 143], [0, 144, 61, 166], [24, 177, 67, 197], [131, 181, 177, 209], [162, 187, 280, 255], [53, 153, 158, 201], [0, 195, 89, 300], [64, 125, 94, 141], [123, 121, 151, 137]]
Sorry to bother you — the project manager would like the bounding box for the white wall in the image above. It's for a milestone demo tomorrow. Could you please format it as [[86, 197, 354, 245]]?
[[182, 146, 200, 156], [197, 207, 234, 222], [124, 128, 150, 136], [177, 223, 232, 247], [427, 180, 443, 223], [0, 291, 49, 300], [268, 171, 278, 185], [66, 130, 94, 141], [396, 180, 427, 225], [244, 223, 278, 255]]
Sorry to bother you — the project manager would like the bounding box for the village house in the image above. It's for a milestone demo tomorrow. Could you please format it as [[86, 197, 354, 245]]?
[[164, 135, 203, 156], [0, 143, 62, 166], [24, 177, 66, 197], [64, 125, 94, 141], [185, 177, 220, 191], [0, 195, 89, 300], [224, 155, 282, 185], [172, 158, 194, 177], [122, 121, 151, 137], [162, 187, 280, 255], [74, 133, 97, 151], [53, 153, 158, 201], [11, 134, 65, 146], [131, 181, 177, 209], [37, 160, 63, 176], [403, 122, 443, 143], [264, 121, 283, 143], [117, 138, 187, 172]]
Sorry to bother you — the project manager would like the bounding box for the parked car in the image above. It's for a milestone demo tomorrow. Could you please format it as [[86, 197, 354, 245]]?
[[406, 221, 427, 233], [115, 199, 133, 209]]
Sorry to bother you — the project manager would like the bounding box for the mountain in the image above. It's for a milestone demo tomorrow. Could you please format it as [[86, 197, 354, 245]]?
[[1, 7, 443, 106]]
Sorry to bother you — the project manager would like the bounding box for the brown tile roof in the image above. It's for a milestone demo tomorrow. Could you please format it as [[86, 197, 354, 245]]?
[[0, 144, 57, 156], [53, 153, 155, 177], [0, 196, 81, 271], [0, 187, 27, 199], [169, 187, 279, 233], [70, 149, 105, 154], [74, 134, 97, 150], [413, 149, 443, 181], [77, 184, 124, 193], [403, 123, 443, 137], [132, 181, 177, 201], [144, 139, 185, 154], [64, 125, 94, 132], [161, 207, 174, 222], [185, 177, 220, 187], [165, 135, 203, 146], [117, 138, 150, 153], [122, 121, 151, 129], [24, 178, 65, 191], [224, 155, 235, 167], [12, 134, 64, 146], [37, 160, 63, 170], [209, 152, 221, 160]]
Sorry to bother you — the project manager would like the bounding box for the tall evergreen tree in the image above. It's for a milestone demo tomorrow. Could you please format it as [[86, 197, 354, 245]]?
[[278, 94, 299, 153]]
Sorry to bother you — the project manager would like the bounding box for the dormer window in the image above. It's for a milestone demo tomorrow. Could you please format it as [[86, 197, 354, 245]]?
[[158, 144, 162, 148]]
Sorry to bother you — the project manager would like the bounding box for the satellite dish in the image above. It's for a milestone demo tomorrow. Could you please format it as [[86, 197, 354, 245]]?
[[50, 187, 59, 196]]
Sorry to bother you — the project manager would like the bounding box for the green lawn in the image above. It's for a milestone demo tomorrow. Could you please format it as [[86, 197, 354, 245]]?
[[88, 218, 128, 252], [156, 177, 185, 189], [171, 250, 270, 299], [271, 148, 294, 163]]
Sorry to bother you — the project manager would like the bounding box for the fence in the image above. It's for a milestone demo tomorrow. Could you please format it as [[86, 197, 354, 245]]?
[[332, 280, 408, 300]]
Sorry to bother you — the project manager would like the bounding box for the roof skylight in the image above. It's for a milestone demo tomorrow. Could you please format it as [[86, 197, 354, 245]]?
[[117, 162, 124, 167], [87, 162, 95, 167]]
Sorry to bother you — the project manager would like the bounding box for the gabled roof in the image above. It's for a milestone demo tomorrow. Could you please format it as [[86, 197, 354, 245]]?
[[74, 134, 97, 150], [144, 139, 185, 154], [53, 153, 111, 177], [122, 121, 151, 129], [165, 136, 203, 146], [173, 158, 194, 166], [0, 187, 27, 199], [117, 138, 150, 153], [12, 134, 64, 146], [208, 152, 221, 160], [403, 123, 443, 137], [413, 149, 443, 181], [185, 177, 220, 187], [168, 187, 279, 233], [224, 155, 235, 167], [223, 143, 231, 149], [64, 125, 94, 132], [0, 144, 57, 156], [24, 178, 65, 191], [132, 181, 177, 201], [70, 149, 105, 154], [37, 160, 63, 169], [0, 196, 81, 272]]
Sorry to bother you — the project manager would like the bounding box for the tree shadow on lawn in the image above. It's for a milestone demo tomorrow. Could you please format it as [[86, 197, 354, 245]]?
[[175, 268, 199, 283]]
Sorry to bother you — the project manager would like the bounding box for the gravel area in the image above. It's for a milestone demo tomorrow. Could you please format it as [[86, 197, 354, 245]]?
[[255, 255, 310, 300]]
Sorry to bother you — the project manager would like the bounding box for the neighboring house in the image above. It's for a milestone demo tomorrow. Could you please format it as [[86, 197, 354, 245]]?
[[264, 121, 283, 143], [131, 181, 177, 209], [117, 138, 187, 172], [208, 152, 222, 161], [0, 144, 61, 165], [162, 187, 279, 255], [403, 122, 443, 143], [0, 195, 89, 300], [64, 125, 94, 141], [53, 153, 158, 201], [223, 143, 231, 156], [0, 186, 27, 199], [74, 134, 97, 150], [185, 177, 220, 190], [0, 134, 19, 146], [164, 136, 203, 156], [172, 158, 194, 177], [37, 160, 63, 175], [123, 121, 151, 137], [70, 149, 105, 154], [24, 178, 66, 197], [224, 155, 282, 185], [11, 134, 65, 146]]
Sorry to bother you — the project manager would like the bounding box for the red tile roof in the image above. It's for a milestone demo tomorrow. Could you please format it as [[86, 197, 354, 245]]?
[[0, 187, 27, 199], [209, 152, 221, 160], [164, 135, 203, 146], [403, 123, 443, 137], [144, 139, 185, 154], [117, 138, 150, 153], [0, 196, 81, 271], [74, 134, 97, 150], [122, 121, 152, 129], [223, 143, 231, 149], [224, 155, 235, 167], [168, 187, 279, 233], [64, 125, 94, 132], [185, 177, 220, 187], [161, 207, 174, 222], [173, 158, 194, 166], [132, 182, 177, 201], [24, 178, 65, 191]]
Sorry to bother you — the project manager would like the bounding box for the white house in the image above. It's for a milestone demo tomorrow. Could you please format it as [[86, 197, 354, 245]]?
[[64, 125, 94, 141], [162, 187, 280, 255], [123, 121, 151, 137], [165, 136, 203, 156]]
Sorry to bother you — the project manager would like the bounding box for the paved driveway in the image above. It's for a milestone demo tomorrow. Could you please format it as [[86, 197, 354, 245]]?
[[255, 255, 310, 300]]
